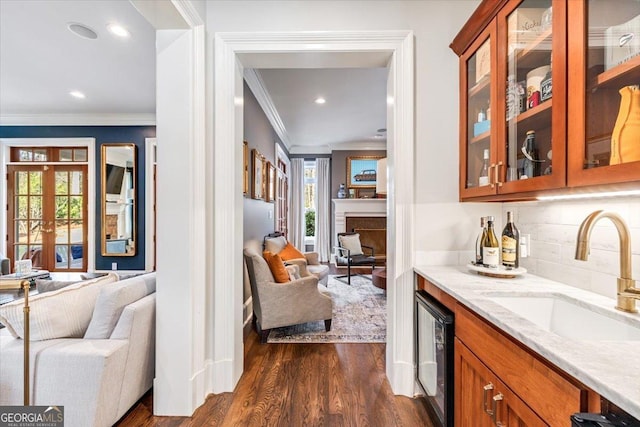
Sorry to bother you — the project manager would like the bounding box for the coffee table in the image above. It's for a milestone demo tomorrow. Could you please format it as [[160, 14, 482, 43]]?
[[372, 268, 387, 291]]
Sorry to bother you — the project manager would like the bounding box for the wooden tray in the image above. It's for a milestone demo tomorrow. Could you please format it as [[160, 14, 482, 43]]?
[[467, 263, 527, 279]]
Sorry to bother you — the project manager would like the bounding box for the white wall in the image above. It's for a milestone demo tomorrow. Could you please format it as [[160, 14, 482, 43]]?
[[504, 197, 640, 300], [206, 0, 488, 262]]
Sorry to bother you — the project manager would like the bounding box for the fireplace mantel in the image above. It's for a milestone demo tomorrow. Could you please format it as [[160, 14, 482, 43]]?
[[332, 198, 387, 251]]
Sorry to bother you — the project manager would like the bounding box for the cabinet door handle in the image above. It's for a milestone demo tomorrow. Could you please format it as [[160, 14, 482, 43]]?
[[489, 164, 496, 188], [491, 393, 504, 426], [495, 161, 503, 187], [482, 383, 494, 415]]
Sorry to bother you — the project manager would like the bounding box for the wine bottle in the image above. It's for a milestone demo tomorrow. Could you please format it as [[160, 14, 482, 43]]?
[[482, 216, 499, 268], [478, 149, 490, 187], [501, 211, 520, 269], [475, 216, 487, 265]]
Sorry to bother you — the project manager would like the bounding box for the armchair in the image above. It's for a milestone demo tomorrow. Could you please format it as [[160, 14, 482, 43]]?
[[243, 249, 332, 343], [263, 232, 329, 286], [335, 232, 376, 285], [0, 253, 9, 275]]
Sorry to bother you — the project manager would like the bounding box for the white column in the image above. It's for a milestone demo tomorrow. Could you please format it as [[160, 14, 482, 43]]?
[[154, 26, 207, 415]]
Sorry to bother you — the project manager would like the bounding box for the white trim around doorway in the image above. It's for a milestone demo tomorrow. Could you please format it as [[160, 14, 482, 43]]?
[[213, 30, 415, 397]]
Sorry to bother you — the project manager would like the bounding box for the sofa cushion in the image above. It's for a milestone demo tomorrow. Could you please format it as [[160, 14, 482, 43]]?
[[278, 242, 305, 261], [0, 273, 118, 340], [339, 233, 364, 255], [264, 235, 287, 254], [262, 251, 289, 283], [35, 279, 81, 294], [84, 272, 156, 339]]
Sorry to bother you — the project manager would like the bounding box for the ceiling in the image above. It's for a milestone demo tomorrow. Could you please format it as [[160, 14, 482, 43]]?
[[0, 0, 387, 153]]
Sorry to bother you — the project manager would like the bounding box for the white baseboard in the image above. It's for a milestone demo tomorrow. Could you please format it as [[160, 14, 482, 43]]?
[[387, 360, 415, 397]]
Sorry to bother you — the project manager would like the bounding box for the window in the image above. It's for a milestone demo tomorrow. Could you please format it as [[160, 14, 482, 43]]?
[[304, 160, 316, 237]]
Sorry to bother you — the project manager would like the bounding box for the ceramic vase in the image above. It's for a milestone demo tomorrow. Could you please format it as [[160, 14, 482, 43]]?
[[610, 85, 640, 165], [337, 183, 347, 199]]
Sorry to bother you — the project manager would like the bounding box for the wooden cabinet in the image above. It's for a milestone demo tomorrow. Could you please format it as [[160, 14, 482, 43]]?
[[456, 339, 545, 427], [452, 0, 640, 201], [416, 275, 601, 426]]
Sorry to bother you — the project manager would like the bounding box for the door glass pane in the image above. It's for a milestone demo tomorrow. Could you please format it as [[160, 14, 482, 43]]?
[[70, 220, 83, 245], [18, 150, 32, 161], [15, 171, 28, 194], [55, 196, 69, 219], [55, 220, 69, 244], [27, 245, 43, 269], [56, 245, 69, 269], [466, 37, 492, 189], [15, 245, 28, 262], [29, 221, 43, 243], [30, 171, 42, 195], [15, 220, 28, 243], [505, 0, 553, 182], [70, 171, 83, 194], [30, 196, 42, 220], [55, 171, 69, 195], [74, 149, 87, 162], [69, 196, 83, 219], [585, 1, 640, 169], [33, 149, 47, 161], [59, 149, 73, 162], [16, 196, 28, 219]]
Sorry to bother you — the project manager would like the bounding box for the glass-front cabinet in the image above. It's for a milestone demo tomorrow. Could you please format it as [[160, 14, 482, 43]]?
[[458, 0, 566, 200], [460, 23, 496, 198], [568, 0, 640, 187]]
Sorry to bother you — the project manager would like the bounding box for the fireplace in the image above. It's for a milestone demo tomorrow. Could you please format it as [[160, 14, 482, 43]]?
[[332, 199, 386, 265], [345, 217, 386, 265]]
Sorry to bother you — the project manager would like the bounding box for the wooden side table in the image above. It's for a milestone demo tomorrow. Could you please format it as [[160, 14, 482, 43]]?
[[372, 268, 387, 291]]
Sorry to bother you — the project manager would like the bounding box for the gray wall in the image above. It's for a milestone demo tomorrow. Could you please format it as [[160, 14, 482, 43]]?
[[243, 80, 285, 318]]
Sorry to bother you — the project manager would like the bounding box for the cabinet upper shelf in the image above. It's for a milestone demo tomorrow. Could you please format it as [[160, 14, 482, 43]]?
[[510, 29, 553, 72], [591, 55, 640, 89]]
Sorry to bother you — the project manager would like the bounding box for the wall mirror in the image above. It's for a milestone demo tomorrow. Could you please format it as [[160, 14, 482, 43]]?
[[102, 143, 136, 256]]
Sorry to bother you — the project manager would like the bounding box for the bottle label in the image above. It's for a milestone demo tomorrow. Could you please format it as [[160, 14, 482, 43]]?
[[502, 236, 517, 266], [483, 246, 499, 267], [479, 176, 490, 186]]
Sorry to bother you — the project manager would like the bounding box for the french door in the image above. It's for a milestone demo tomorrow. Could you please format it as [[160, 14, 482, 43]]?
[[7, 164, 88, 272]]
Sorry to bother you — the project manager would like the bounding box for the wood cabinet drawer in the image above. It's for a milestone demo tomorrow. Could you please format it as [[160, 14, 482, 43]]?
[[456, 303, 587, 426]]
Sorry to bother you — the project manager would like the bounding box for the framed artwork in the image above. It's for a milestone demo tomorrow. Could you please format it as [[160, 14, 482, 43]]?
[[266, 161, 276, 202], [347, 155, 384, 188], [251, 149, 265, 200], [243, 141, 249, 196]]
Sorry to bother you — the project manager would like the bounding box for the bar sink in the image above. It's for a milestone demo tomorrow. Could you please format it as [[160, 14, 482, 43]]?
[[486, 294, 640, 341]]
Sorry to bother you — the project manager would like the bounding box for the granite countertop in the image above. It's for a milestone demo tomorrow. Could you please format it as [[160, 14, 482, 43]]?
[[414, 265, 640, 420]]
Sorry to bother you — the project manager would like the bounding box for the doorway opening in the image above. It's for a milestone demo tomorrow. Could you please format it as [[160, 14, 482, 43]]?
[[213, 31, 415, 396]]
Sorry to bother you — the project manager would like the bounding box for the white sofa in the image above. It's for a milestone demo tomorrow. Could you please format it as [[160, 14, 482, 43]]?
[[0, 272, 156, 427]]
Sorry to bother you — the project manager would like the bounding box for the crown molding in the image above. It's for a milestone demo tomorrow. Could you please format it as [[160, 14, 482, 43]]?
[[243, 69, 291, 149], [0, 114, 156, 126]]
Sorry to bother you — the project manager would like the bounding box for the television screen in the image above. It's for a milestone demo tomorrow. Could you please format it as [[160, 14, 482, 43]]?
[[105, 164, 125, 195]]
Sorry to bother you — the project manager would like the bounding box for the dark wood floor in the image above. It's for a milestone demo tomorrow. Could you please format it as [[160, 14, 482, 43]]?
[[116, 332, 434, 426]]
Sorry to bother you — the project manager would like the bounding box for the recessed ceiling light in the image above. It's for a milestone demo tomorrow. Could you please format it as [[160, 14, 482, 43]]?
[[69, 91, 86, 99], [315, 97, 326, 104], [67, 22, 98, 40], [107, 23, 130, 38], [377, 128, 387, 133]]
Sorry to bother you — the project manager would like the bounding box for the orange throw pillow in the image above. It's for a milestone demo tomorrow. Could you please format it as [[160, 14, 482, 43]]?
[[278, 242, 305, 261], [262, 251, 290, 283]]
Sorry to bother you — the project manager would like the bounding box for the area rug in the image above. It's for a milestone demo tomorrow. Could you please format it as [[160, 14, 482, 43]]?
[[267, 274, 386, 343]]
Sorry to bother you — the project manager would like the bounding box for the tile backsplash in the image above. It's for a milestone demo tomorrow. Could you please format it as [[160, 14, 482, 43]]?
[[504, 196, 640, 300]]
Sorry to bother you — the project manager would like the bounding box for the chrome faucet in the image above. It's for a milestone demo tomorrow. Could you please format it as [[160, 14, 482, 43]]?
[[575, 210, 640, 313]]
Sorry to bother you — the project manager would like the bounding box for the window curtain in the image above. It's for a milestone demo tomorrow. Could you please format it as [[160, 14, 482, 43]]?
[[315, 157, 331, 262], [290, 158, 305, 250]]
